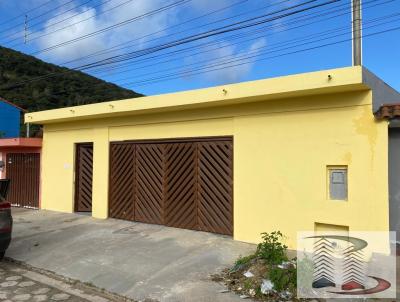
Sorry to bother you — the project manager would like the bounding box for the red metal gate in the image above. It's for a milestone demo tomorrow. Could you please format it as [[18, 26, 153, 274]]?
[[109, 137, 233, 235], [6, 153, 40, 208]]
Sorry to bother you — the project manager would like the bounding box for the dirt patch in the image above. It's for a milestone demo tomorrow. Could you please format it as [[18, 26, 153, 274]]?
[[212, 255, 303, 300]]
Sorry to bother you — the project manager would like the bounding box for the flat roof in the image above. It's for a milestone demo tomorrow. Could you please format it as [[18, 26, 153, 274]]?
[[0, 138, 42, 148], [25, 66, 399, 125]]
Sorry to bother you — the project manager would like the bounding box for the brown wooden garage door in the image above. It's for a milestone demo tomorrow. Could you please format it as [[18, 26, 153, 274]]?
[[109, 137, 233, 235]]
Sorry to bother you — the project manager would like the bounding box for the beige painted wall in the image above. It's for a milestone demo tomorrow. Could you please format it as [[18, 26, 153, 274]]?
[[40, 91, 389, 248]]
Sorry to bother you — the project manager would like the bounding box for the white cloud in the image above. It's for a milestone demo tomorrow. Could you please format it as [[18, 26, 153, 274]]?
[[25, 0, 263, 84], [34, 7, 102, 60], [183, 38, 267, 84], [32, 0, 181, 62], [30, 0, 243, 63]]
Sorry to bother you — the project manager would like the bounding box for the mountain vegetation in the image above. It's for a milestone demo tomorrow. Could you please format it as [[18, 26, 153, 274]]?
[[0, 46, 142, 112]]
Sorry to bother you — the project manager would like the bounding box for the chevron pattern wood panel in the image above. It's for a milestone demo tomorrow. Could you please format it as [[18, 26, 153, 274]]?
[[75, 143, 93, 212], [197, 141, 233, 235], [108, 137, 233, 235], [165, 143, 197, 230], [109, 143, 136, 220], [135, 143, 165, 225]]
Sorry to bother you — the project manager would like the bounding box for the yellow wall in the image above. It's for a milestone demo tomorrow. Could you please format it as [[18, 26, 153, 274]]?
[[40, 90, 389, 248]]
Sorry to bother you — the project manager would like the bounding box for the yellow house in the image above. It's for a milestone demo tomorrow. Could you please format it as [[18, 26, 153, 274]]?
[[25, 66, 400, 248]]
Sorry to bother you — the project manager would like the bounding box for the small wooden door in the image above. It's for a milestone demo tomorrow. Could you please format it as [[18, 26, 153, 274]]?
[[75, 143, 93, 212]]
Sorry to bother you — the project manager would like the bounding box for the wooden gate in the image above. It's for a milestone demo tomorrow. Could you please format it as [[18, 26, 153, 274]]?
[[109, 137, 233, 235], [197, 141, 233, 235], [165, 142, 198, 231], [135, 143, 165, 225], [109, 143, 135, 220], [75, 143, 93, 212], [6, 153, 40, 208]]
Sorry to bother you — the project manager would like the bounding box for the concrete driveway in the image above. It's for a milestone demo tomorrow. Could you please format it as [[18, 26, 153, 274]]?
[[6, 208, 255, 302]]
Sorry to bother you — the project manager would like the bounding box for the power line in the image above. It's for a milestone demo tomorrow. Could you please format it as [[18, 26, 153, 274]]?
[[0, 0, 397, 108], [11, 2, 400, 100], [0, 0, 78, 36], [11, 0, 354, 91], [91, 0, 391, 78], [74, 8, 394, 86], [43, 17, 400, 98], [110, 13, 400, 84], [30, 0, 194, 55], [5, 0, 335, 88], [3, 0, 135, 47], [6, 0, 247, 49], [0, 0, 54, 27], [7, 0, 346, 70], [77, 0, 338, 70], [125, 24, 400, 88], [59, 0, 286, 67], [88, 0, 365, 77], [2, 0, 396, 98], [1, 0, 99, 44]]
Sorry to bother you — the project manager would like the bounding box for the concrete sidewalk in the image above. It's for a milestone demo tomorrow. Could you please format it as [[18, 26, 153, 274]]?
[[7, 208, 255, 302], [0, 260, 133, 302]]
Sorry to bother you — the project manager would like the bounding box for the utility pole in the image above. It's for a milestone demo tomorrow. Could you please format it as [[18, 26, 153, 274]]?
[[24, 15, 28, 44], [352, 0, 362, 65]]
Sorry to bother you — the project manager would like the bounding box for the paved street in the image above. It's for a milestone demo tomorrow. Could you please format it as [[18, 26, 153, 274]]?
[[7, 208, 255, 302], [0, 260, 133, 302]]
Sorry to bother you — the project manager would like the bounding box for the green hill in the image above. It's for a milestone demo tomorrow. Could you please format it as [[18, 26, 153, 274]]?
[[0, 46, 142, 112]]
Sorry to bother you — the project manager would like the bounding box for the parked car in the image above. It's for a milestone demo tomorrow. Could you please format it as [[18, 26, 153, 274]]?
[[0, 179, 12, 260]]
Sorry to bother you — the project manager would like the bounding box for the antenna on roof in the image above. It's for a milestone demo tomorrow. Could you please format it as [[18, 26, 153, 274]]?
[[352, 0, 362, 65]]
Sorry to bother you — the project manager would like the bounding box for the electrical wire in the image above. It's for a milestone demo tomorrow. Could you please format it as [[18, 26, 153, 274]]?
[[0, 0, 78, 36], [59, 0, 285, 67], [3, 0, 136, 46], [111, 26, 400, 88], [120, 16, 400, 87], [30, 0, 194, 55], [45, 20, 400, 97], [89, 0, 380, 77], [4, 0, 336, 88], [51, 1, 400, 93], [109, 13, 400, 84], [0, 0, 54, 27], [1, 0, 102, 44], [1, 0, 397, 99], [5, 0, 248, 48], [77, 0, 339, 70]]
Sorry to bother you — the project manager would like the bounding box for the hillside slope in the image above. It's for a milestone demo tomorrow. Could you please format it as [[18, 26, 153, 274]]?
[[0, 46, 142, 112]]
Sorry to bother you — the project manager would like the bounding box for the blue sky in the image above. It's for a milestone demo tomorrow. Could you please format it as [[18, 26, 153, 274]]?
[[0, 0, 399, 96]]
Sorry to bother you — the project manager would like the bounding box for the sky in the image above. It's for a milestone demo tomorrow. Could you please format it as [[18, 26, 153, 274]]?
[[0, 0, 399, 96]]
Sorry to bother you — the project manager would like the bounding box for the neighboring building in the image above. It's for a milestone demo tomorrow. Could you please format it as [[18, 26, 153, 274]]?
[[0, 138, 42, 208], [0, 97, 24, 138], [24, 66, 400, 248], [0, 98, 41, 209]]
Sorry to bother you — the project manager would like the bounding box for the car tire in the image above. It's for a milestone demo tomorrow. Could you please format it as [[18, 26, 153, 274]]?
[[0, 251, 5, 261]]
